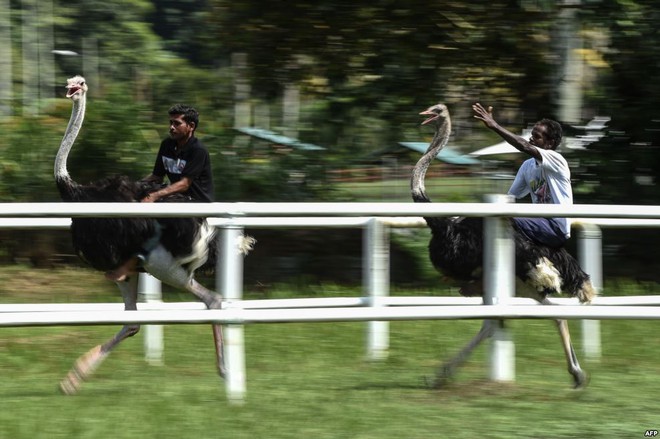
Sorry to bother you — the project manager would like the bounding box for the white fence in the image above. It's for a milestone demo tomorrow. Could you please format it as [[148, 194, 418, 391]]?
[[1, 201, 660, 402]]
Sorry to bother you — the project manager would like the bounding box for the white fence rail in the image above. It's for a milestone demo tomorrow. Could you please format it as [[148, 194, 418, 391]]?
[[4, 294, 660, 314], [0, 201, 659, 218], [5, 305, 660, 327], [1, 201, 660, 402]]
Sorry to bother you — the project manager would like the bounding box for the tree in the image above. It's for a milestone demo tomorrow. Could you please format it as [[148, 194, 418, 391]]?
[[577, 0, 660, 205], [202, 1, 564, 160]]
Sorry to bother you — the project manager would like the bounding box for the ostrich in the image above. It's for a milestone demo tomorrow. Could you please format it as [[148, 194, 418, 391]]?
[[55, 75, 245, 394], [412, 103, 596, 388]]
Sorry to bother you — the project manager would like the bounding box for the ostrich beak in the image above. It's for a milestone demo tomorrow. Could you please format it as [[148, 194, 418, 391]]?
[[65, 76, 86, 98], [65, 86, 81, 98], [420, 109, 439, 126]]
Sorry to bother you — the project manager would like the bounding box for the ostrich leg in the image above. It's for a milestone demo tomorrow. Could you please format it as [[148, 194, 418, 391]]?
[[541, 298, 588, 388], [143, 245, 225, 376], [431, 319, 496, 388], [60, 276, 140, 395], [555, 319, 588, 388], [212, 325, 226, 377]]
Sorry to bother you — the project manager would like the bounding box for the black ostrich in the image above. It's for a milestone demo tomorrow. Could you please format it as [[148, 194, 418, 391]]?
[[55, 76, 250, 394], [412, 103, 596, 388]]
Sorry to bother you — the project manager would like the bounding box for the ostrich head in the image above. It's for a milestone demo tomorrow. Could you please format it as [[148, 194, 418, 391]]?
[[65, 75, 87, 101], [411, 102, 451, 204], [418, 102, 451, 156], [420, 103, 449, 126]]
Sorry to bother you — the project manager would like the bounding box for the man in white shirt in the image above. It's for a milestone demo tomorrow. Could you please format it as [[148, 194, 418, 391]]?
[[473, 103, 572, 248]]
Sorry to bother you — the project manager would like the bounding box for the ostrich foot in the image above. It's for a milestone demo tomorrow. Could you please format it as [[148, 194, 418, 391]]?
[[426, 364, 455, 389], [426, 321, 493, 390], [59, 345, 108, 395], [572, 369, 589, 389], [217, 358, 227, 378]]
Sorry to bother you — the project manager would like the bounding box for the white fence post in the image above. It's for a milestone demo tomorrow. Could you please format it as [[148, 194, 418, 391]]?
[[364, 218, 389, 360], [139, 273, 164, 365], [578, 223, 603, 360], [217, 225, 246, 404], [484, 194, 515, 382]]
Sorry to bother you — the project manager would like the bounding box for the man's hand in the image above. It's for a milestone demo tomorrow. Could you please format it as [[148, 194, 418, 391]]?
[[141, 193, 157, 203], [140, 177, 192, 203], [472, 102, 497, 129]]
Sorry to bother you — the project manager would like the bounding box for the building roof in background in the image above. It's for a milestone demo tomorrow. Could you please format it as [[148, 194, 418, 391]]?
[[469, 119, 609, 156], [235, 127, 326, 151], [468, 128, 531, 157], [468, 141, 520, 157], [397, 142, 481, 165]]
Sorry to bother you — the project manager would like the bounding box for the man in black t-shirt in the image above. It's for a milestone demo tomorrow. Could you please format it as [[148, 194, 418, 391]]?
[[105, 104, 214, 282], [141, 104, 214, 202]]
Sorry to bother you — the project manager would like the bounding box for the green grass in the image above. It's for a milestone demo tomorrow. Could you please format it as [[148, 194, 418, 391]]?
[[1, 266, 660, 438]]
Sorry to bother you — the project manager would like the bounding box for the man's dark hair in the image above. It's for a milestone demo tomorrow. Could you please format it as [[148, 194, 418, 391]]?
[[539, 118, 562, 150], [169, 104, 199, 131]]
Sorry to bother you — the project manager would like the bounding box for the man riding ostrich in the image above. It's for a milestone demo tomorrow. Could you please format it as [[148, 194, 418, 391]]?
[[54, 76, 252, 394], [412, 102, 595, 388]]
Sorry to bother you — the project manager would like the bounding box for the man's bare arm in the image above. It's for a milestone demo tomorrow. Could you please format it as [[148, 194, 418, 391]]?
[[472, 103, 541, 161], [142, 177, 192, 202]]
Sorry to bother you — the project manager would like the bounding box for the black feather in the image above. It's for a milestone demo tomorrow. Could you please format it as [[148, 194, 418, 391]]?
[[57, 175, 215, 272]]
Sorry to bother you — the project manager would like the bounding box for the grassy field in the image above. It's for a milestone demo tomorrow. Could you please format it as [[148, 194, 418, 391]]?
[[1, 266, 660, 438]]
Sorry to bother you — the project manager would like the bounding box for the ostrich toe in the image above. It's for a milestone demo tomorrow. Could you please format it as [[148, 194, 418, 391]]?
[[572, 369, 589, 389]]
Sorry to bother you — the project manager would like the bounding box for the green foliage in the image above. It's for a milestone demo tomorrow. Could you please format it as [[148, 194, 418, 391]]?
[[147, 59, 235, 118], [54, 0, 163, 80], [147, 0, 216, 66], [203, 1, 563, 162], [211, 142, 334, 202], [4, 0, 660, 207], [66, 87, 155, 185], [577, 0, 660, 205], [0, 114, 64, 201]]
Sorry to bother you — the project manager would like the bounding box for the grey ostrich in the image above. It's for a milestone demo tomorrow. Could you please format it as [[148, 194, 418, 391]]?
[[55, 76, 251, 394], [412, 103, 596, 388]]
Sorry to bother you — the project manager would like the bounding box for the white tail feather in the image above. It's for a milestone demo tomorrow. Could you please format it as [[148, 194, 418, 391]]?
[[236, 234, 256, 256], [528, 257, 562, 293], [176, 221, 216, 273]]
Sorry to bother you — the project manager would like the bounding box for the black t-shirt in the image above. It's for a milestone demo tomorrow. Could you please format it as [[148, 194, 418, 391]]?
[[152, 136, 214, 202]]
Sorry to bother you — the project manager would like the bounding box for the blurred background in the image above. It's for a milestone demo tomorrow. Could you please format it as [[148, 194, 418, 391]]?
[[0, 0, 658, 288]]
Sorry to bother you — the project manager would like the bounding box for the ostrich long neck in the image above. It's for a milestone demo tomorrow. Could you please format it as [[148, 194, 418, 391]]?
[[411, 116, 451, 203], [55, 93, 85, 200]]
